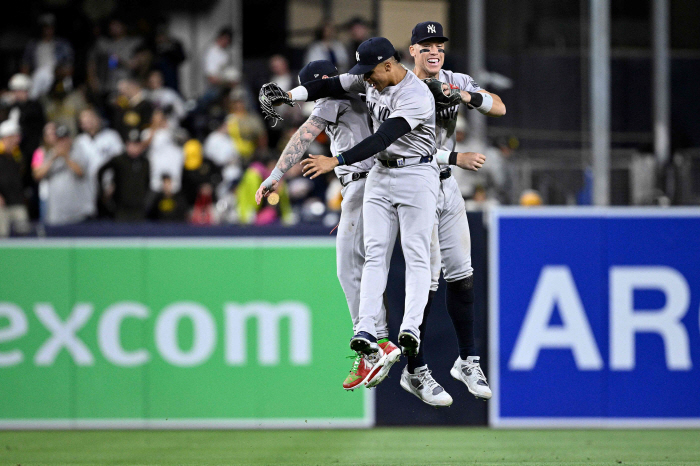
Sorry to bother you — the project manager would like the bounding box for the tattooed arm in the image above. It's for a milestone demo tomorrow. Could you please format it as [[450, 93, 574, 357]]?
[[255, 115, 329, 204]]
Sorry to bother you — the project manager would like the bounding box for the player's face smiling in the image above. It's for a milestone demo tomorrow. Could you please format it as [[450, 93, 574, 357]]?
[[411, 41, 444, 77]]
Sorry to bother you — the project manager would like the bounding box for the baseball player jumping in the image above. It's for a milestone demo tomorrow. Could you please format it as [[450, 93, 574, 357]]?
[[255, 60, 402, 390], [261, 37, 461, 383], [399, 21, 506, 407]]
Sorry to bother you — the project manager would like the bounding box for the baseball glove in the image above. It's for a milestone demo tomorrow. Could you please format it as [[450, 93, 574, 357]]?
[[422, 78, 462, 111], [259, 83, 294, 126]]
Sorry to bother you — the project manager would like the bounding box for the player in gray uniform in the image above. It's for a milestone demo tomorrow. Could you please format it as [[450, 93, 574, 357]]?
[[256, 60, 402, 391], [398, 21, 506, 407], [264, 37, 440, 367]]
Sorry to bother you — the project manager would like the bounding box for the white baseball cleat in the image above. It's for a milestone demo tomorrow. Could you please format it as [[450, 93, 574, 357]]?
[[450, 356, 492, 400], [400, 365, 453, 407]]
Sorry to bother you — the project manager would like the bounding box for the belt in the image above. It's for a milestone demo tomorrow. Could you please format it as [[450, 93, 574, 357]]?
[[378, 154, 433, 168], [339, 171, 369, 187], [440, 167, 452, 180]]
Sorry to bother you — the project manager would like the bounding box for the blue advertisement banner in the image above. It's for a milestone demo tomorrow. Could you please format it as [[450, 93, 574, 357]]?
[[489, 208, 700, 427]]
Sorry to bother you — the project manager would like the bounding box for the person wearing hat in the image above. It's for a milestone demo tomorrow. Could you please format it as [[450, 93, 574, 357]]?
[[396, 21, 506, 406], [97, 129, 151, 221], [6, 73, 46, 197], [256, 59, 401, 389], [32, 124, 93, 226], [0, 120, 29, 236], [264, 37, 444, 376]]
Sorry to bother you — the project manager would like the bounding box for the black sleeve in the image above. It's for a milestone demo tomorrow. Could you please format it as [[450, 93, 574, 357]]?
[[303, 76, 348, 101], [340, 117, 412, 166]]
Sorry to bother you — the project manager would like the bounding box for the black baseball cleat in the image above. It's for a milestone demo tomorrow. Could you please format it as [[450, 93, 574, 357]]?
[[350, 331, 379, 355], [398, 329, 420, 357]]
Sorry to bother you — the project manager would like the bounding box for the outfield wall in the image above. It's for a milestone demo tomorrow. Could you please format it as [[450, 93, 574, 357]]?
[[0, 218, 490, 429], [0, 238, 373, 429]]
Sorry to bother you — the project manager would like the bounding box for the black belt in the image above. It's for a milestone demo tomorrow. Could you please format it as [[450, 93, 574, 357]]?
[[339, 171, 369, 187], [440, 168, 452, 180], [379, 154, 433, 168]]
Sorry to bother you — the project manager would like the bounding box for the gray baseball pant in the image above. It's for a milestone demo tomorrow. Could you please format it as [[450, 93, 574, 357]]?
[[336, 178, 389, 339], [430, 175, 474, 290], [357, 162, 439, 337]]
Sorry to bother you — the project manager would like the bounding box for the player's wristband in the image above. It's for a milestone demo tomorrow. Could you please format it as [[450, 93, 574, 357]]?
[[435, 149, 451, 165], [448, 152, 458, 165], [270, 167, 284, 181], [289, 86, 309, 102], [336, 153, 346, 166], [435, 150, 459, 166], [469, 92, 493, 114]]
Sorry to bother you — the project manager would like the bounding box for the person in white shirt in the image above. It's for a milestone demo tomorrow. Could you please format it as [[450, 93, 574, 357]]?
[[203, 118, 240, 168], [203, 27, 233, 88], [73, 108, 124, 206], [143, 109, 183, 193], [146, 70, 186, 128]]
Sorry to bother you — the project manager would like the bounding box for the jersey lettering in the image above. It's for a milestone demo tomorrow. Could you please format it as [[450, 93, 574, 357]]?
[[367, 101, 391, 123]]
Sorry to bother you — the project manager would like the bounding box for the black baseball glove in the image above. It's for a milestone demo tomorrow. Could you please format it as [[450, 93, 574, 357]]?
[[259, 83, 294, 126], [422, 78, 462, 111]]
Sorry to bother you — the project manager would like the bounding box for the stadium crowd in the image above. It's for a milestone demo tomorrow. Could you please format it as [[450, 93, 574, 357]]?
[[0, 14, 512, 237]]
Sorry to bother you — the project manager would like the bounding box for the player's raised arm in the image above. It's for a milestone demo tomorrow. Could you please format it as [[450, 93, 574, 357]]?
[[461, 89, 506, 117], [448, 71, 506, 117]]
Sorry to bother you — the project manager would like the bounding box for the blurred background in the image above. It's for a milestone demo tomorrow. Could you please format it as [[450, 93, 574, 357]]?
[[1, 0, 700, 434], [0, 0, 698, 238]]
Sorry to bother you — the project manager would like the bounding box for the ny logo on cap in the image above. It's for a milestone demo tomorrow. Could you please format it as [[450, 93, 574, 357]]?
[[377, 56, 383, 60], [356, 51, 360, 61], [427, 24, 436, 33], [314, 74, 319, 78]]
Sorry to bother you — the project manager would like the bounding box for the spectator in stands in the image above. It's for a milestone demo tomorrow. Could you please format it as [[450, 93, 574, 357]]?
[[21, 14, 75, 100], [111, 76, 154, 140], [226, 86, 267, 162], [204, 116, 239, 169], [32, 125, 93, 225], [42, 62, 89, 136], [97, 129, 151, 221], [236, 149, 292, 225], [0, 120, 29, 236], [151, 23, 186, 93], [203, 27, 234, 90], [147, 173, 188, 222], [346, 17, 370, 63], [181, 139, 222, 225], [144, 109, 183, 193], [31, 122, 58, 221], [146, 70, 185, 128], [73, 108, 124, 213], [304, 22, 349, 72], [5, 74, 45, 176], [87, 18, 144, 95]]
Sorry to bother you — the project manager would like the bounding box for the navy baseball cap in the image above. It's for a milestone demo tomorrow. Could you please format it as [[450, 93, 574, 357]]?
[[411, 21, 449, 44], [348, 37, 396, 75], [298, 60, 338, 86]]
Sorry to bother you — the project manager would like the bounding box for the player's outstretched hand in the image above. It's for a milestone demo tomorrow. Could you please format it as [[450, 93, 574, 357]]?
[[301, 154, 339, 179], [455, 152, 486, 171], [255, 180, 279, 205]]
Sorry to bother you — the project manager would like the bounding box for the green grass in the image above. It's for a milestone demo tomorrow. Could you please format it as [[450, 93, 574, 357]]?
[[1, 428, 699, 465]]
